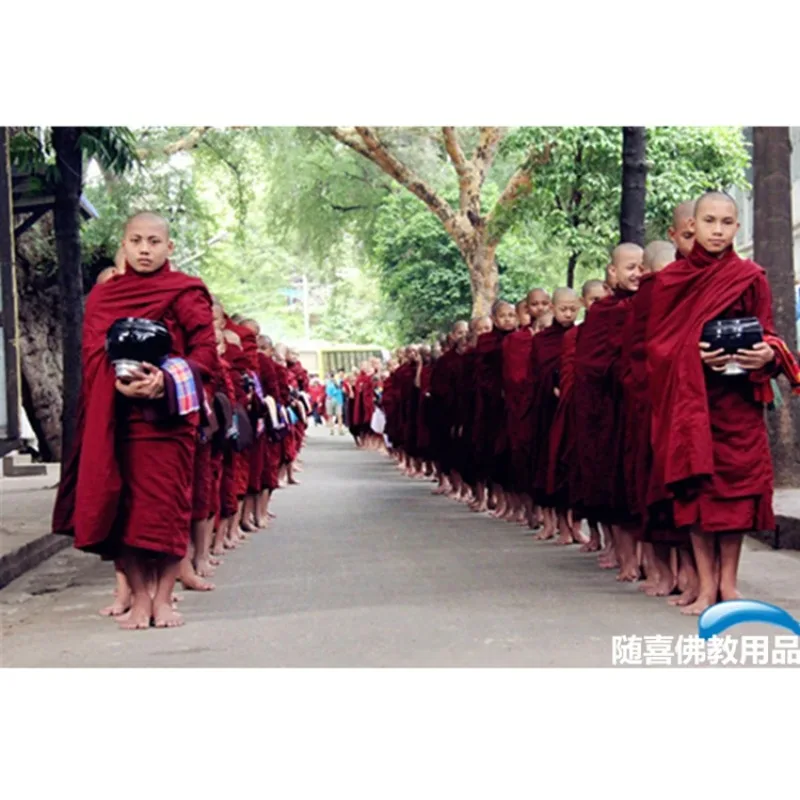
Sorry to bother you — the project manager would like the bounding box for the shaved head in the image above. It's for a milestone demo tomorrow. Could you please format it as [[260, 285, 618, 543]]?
[[611, 242, 644, 266], [552, 287, 578, 305], [643, 240, 676, 273], [672, 200, 695, 228], [694, 191, 738, 218], [581, 279, 605, 298], [241, 318, 260, 334], [124, 211, 170, 237]]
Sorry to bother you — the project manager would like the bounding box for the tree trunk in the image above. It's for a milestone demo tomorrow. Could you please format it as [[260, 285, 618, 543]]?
[[566, 251, 580, 289], [17, 277, 62, 462], [752, 126, 799, 486], [464, 236, 499, 317], [619, 127, 647, 246], [51, 127, 84, 464]]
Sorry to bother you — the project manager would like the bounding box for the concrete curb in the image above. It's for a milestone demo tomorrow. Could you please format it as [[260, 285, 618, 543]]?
[[0, 533, 71, 590]]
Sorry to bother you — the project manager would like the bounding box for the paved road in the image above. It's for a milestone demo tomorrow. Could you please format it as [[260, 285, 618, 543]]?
[[2, 428, 799, 667]]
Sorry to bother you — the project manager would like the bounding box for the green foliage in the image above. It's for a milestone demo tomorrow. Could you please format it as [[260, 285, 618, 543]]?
[[500, 126, 749, 277]]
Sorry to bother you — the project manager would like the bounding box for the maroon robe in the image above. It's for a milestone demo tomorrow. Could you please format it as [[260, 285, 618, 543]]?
[[429, 349, 460, 474], [52, 262, 218, 559], [472, 329, 512, 485], [646, 243, 777, 534], [547, 324, 578, 500], [573, 289, 636, 524], [502, 328, 535, 494], [530, 321, 571, 506]]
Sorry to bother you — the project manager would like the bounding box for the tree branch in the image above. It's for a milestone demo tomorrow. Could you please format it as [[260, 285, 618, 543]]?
[[324, 127, 456, 231], [163, 126, 212, 155], [486, 142, 553, 246], [472, 127, 506, 188], [442, 127, 471, 212]]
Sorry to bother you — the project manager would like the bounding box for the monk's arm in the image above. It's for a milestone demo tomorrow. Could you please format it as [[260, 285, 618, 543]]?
[[173, 288, 220, 382]]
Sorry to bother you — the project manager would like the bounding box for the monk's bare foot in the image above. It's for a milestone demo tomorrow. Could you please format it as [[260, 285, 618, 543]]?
[[432, 486, 447, 495], [533, 527, 556, 541], [645, 573, 678, 597], [180, 572, 215, 592], [598, 553, 620, 569], [616, 564, 641, 582], [254, 517, 268, 529], [118, 601, 152, 630], [638, 578, 658, 593], [153, 602, 184, 628], [554, 533, 573, 545], [288, 478, 300, 485], [268, 511, 277, 519], [668, 586, 699, 607], [211, 544, 225, 557], [579, 539, 600, 552], [680, 593, 717, 616], [209, 555, 223, 566], [100, 594, 132, 617], [195, 559, 216, 578], [223, 536, 240, 550], [719, 586, 743, 602], [240, 521, 257, 533]]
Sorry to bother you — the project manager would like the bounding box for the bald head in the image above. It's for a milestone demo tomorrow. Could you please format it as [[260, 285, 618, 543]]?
[[124, 211, 170, 237], [240, 318, 260, 335], [609, 243, 644, 292], [643, 240, 676, 273], [470, 315, 493, 338], [672, 200, 695, 228], [527, 288, 551, 321], [694, 191, 738, 218]]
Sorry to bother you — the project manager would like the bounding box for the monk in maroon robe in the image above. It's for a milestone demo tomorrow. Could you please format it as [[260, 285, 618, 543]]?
[[415, 346, 435, 476], [619, 241, 683, 598], [574, 243, 644, 581], [647, 192, 780, 615], [547, 280, 609, 551], [257, 336, 282, 524], [471, 303, 515, 516], [430, 322, 468, 495], [52, 212, 218, 630], [502, 310, 536, 526], [530, 289, 588, 545]]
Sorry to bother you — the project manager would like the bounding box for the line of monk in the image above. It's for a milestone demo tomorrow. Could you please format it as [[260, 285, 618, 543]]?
[[52, 212, 310, 630], [371, 193, 800, 617]]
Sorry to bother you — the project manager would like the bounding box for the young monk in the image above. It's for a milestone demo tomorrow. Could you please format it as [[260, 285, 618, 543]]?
[[647, 192, 780, 615], [502, 297, 539, 527], [415, 345, 435, 479], [528, 288, 552, 332], [530, 288, 588, 545], [471, 302, 516, 517], [256, 335, 282, 525], [433, 321, 469, 499], [620, 241, 681, 597], [453, 317, 492, 506], [547, 279, 610, 552], [53, 212, 219, 630], [574, 243, 644, 580]]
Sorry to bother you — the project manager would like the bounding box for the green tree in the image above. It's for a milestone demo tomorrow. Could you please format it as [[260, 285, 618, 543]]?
[[500, 126, 749, 286]]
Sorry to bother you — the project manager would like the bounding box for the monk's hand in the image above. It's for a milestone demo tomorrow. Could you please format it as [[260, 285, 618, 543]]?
[[115, 363, 164, 399], [735, 341, 775, 370], [699, 342, 731, 372], [554, 387, 561, 398]]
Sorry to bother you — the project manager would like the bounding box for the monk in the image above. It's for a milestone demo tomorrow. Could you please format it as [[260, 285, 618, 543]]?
[[415, 345, 435, 479], [353, 361, 376, 448], [647, 192, 779, 615], [53, 211, 219, 630], [453, 317, 492, 506], [530, 288, 587, 545], [516, 300, 532, 330], [547, 279, 610, 552], [502, 299, 539, 527], [528, 288, 552, 332], [471, 302, 516, 517], [273, 343, 300, 486], [431, 321, 469, 498], [574, 243, 644, 580], [619, 241, 681, 597]]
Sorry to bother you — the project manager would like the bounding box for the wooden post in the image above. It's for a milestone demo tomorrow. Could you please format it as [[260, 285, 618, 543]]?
[[0, 126, 21, 441], [752, 127, 799, 486]]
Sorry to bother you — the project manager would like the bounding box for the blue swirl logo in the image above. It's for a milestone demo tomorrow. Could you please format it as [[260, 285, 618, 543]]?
[[698, 600, 800, 640]]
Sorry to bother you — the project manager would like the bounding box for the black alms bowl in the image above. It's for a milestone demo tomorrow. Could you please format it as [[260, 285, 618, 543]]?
[[701, 317, 763, 355], [106, 317, 172, 378]]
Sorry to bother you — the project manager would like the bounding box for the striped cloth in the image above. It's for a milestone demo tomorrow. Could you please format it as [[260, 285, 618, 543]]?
[[249, 370, 266, 436], [161, 357, 201, 416]]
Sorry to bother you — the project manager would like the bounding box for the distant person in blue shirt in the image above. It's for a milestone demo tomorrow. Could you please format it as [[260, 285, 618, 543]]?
[[325, 372, 345, 436]]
